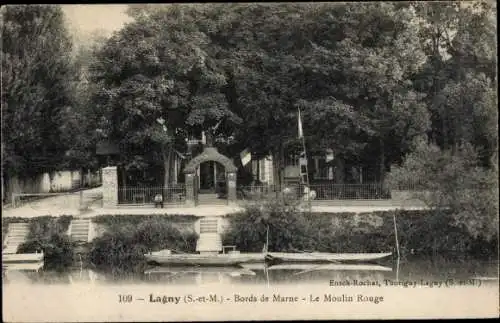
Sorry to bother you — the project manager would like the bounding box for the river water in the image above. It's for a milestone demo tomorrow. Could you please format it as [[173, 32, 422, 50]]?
[[3, 257, 499, 321]]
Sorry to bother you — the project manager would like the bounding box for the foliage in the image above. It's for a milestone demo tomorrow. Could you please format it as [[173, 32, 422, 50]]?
[[412, 1, 497, 164], [89, 217, 198, 270], [90, 5, 242, 185], [388, 138, 499, 242], [222, 205, 497, 259], [18, 233, 75, 270], [222, 199, 314, 252], [1, 5, 76, 177], [92, 214, 198, 226], [59, 30, 108, 170], [16, 215, 75, 270]]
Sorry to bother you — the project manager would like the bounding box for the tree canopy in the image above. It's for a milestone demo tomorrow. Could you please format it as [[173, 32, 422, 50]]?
[[2, 5, 76, 176], [2, 3, 497, 241]]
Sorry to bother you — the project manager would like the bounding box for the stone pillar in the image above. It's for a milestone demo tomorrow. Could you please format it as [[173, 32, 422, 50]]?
[[227, 172, 237, 204], [185, 172, 196, 207], [102, 166, 118, 208]]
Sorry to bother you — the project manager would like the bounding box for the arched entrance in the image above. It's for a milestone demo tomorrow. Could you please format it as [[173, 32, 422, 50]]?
[[183, 147, 238, 206]]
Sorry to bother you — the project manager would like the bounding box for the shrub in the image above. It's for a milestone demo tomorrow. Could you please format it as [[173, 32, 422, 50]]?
[[222, 199, 316, 252], [18, 232, 76, 270], [222, 204, 498, 259], [89, 218, 198, 271], [15, 215, 75, 270]]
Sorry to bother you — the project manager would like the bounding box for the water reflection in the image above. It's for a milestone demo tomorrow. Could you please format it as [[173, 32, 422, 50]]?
[[2, 257, 498, 287]]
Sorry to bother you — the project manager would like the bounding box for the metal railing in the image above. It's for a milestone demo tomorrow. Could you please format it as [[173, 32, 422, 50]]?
[[236, 183, 391, 201], [390, 179, 428, 191], [117, 185, 186, 205], [310, 183, 391, 200], [237, 185, 281, 201]]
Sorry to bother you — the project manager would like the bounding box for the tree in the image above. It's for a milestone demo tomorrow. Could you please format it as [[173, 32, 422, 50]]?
[[2, 5, 75, 178], [412, 1, 497, 164], [295, 3, 430, 182], [388, 138, 498, 242], [91, 5, 241, 187], [59, 29, 109, 172]]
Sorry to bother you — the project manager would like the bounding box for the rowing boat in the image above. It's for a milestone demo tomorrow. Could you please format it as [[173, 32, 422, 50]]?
[[240, 263, 393, 272], [266, 252, 392, 263], [144, 251, 266, 266], [144, 250, 392, 266], [144, 266, 257, 276], [2, 252, 44, 264]]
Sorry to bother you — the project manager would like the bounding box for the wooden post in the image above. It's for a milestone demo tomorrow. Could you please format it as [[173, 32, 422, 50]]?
[[266, 225, 269, 253], [393, 211, 400, 259], [213, 161, 217, 192]]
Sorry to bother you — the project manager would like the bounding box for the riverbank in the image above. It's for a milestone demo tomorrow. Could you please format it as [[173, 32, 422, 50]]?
[[3, 207, 497, 271]]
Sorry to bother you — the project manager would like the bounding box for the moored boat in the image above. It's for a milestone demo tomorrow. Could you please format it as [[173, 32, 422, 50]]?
[[144, 250, 266, 266], [2, 252, 45, 272], [240, 263, 393, 272], [144, 266, 257, 276], [2, 252, 44, 264], [144, 250, 392, 266], [265, 252, 392, 263]]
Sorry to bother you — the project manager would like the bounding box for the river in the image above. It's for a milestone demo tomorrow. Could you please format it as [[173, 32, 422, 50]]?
[[3, 256, 499, 321]]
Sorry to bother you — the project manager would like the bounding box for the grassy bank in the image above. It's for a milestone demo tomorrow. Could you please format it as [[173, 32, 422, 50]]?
[[88, 214, 198, 273], [3, 205, 497, 273], [13, 215, 75, 270], [221, 201, 498, 260]]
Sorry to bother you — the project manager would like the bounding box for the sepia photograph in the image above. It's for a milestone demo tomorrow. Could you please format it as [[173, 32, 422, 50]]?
[[1, 2, 498, 321]]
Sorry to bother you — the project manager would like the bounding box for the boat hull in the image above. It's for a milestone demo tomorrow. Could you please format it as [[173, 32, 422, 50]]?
[[144, 266, 257, 276], [2, 253, 44, 264], [144, 253, 266, 267], [266, 252, 392, 263], [241, 263, 392, 272], [144, 251, 392, 266]]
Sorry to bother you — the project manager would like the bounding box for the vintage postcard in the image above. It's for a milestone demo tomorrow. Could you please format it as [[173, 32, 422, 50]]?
[[2, 2, 498, 322]]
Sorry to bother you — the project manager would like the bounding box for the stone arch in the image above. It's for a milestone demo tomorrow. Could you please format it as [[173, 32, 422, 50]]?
[[183, 147, 237, 174], [183, 147, 238, 206]]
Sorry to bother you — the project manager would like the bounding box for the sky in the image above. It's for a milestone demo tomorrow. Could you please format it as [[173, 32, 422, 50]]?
[[62, 5, 132, 36]]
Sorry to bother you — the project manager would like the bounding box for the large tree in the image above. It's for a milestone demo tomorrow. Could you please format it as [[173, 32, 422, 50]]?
[[91, 5, 241, 186], [412, 1, 497, 164], [388, 138, 498, 242], [291, 3, 430, 182], [2, 5, 76, 178]]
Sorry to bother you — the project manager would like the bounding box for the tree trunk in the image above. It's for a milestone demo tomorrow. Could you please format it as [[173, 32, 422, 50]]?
[[379, 139, 386, 183], [121, 166, 127, 187], [334, 156, 345, 184], [279, 142, 285, 190], [163, 145, 173, 188], [163, 128, 176, 188], [272, 150, 280, 193]]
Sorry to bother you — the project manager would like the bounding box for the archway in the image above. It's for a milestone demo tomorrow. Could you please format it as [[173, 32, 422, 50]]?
[[183, 147, 238, 206]]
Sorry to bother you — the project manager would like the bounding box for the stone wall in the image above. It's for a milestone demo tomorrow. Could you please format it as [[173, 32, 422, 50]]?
[[102, 166, 118, 208]]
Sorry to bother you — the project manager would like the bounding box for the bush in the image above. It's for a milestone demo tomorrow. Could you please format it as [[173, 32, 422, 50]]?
[[14, 215, 75, 270], [222, 203, 498, 260], [89, 218, 198, 271], [18, 232, 76, 270], [222, 199, 316, 252]]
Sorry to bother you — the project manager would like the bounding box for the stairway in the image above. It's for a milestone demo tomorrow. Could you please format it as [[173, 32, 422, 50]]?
[[198, 193, 227, 205], [3, 222, 30, 254], [69, 218, 91, 243], [196, 218, 222, 254]]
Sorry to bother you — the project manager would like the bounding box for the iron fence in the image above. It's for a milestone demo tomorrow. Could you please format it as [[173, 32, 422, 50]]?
[[390, 179, 428, 191], [310, 183, 391, 200], [118, 185, 186, 205], [236, 183, 391, 201], [237, 184, 281, 201]]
